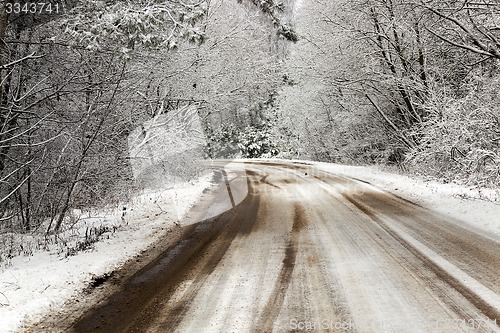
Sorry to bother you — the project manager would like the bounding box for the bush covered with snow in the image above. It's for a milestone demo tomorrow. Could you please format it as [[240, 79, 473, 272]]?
[[204, 123, 279, 159], [405, 79, 500, 187]]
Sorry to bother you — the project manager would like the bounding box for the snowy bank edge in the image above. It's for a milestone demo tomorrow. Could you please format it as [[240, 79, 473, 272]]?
[[0, 172, 214, 333]]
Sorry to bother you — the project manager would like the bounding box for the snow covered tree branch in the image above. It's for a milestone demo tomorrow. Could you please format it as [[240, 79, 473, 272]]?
[[237, 0, 298, 42], [60, 0, 208, 57], [418, 0, 500, 60]]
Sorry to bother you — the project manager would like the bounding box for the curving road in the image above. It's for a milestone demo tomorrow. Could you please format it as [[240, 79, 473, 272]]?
[[71, 160, 500, 333]]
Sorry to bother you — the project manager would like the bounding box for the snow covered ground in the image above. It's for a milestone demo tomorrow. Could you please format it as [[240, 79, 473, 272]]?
[[0, 160, 499, 333], [311, 162, 500, 239], [0, 172, 214, 333]]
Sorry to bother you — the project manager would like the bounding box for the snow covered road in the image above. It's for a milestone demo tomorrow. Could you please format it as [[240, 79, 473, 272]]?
[[58, 161, 500, 332]]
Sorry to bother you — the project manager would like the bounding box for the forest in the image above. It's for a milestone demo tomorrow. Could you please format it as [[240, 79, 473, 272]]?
[[0, 0, 498, 237]]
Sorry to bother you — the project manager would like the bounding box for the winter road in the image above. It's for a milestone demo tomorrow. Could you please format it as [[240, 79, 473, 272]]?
[[71, 160, 500, 333]]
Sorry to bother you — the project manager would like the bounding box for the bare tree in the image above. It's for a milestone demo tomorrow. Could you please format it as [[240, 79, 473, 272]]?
[[419, 0, 500, 60]]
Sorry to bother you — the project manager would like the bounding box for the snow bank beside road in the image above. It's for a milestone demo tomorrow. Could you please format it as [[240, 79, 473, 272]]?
[[313, 162, 500, 238], [0, 172, 213, 333], [1, 159, 499, 332]]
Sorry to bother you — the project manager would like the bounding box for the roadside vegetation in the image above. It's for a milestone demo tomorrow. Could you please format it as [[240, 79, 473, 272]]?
[[0, 0, 295, 261], [0, 0, 498, 263], [277, 0, 499, 188]]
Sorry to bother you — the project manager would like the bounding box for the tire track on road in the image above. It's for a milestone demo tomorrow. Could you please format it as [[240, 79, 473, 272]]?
[[67, 160, 500, 333], [254, 204, 307, 332], [73, 172, 260, 333], [342, 192, 500, 329]]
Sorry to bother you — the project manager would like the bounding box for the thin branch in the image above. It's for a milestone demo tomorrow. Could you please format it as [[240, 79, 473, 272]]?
[[365, 94, 416, 150], [0, 111, 56, 145], [424, 5, 500, 59], [0, 132, 63, 149], [0, 291, 9, 306], [0, 52, 44, 69], [0, 160, 36, 205], [427, 27, 495, 57]]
